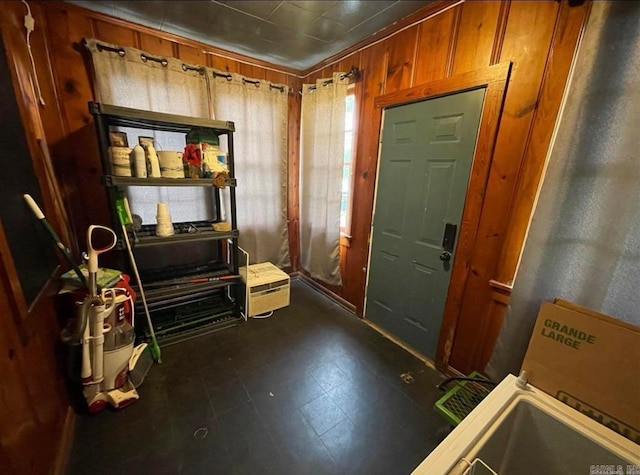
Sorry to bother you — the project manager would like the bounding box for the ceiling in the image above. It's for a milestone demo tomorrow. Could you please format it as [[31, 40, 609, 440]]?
[[67, 1, 433, 70]]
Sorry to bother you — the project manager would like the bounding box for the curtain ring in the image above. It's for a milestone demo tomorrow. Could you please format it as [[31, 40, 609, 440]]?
[[226, 75, 232, 81], [140, 53, 148, 63], [161, 59, 168, 67], [117, 49, 125, 57]]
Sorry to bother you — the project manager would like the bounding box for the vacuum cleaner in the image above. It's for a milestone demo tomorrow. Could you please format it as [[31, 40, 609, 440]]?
[[60, 224, 151, 414], [24, 194, 152, 413]]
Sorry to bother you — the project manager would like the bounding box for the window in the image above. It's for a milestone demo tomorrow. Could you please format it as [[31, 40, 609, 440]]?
[[340, 90, 356, 234]]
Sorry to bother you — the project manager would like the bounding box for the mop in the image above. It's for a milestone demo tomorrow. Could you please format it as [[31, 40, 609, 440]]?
[[115, 196, 162, 364], [23, 194, 87, 287]]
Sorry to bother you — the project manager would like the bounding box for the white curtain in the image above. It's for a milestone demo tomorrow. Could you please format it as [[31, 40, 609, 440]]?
[[86, 39, 212, 224], [86, 40, 291, 269], [300, 73, 347, 285], [210, 73, 290, 268]]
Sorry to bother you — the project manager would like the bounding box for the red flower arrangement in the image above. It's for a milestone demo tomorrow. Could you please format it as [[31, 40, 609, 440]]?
[[182, 143, 202, 168]]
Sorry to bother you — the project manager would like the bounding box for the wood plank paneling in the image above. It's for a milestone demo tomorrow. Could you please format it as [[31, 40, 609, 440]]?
[[139, 32, 174, 57], [496, 1, 591, 285], [30, 6, 68, 148], [177, 43, 205, 65], [92, 19, 137, 47], [0, 2, 71, 472], [238, 63, 266, 80], [209, 54, 239, 73], [264, 70, 289, 87], [349, 41, 387, 311], [414, 6, 459, 85], [451, 1, 502, 75], [449, 0, 562, 374], [44, 7, 94, 135], [385, 27, 418, 91], [44, 6, 110, 248]]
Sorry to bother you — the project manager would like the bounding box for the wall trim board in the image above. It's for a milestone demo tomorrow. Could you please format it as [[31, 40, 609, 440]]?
[[37, 1, 301, 77], [292, 273, 357, 314], [287, 81, 302, 272], [368, 62, 512, 372]]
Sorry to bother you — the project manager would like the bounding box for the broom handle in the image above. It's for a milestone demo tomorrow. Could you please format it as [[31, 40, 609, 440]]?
[[24, 194, 88, 287]]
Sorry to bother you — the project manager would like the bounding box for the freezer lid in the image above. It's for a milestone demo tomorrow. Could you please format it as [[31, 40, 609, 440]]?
[[522, 299, 640, 444]]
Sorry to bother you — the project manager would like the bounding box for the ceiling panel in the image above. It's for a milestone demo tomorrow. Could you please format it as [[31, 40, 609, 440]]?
[[66, 0, 434, 70], [216, 1, 282, 20], [267, 2, 322, 31], [114, 1, 168, 29], [306, 16, 348, 43], [322, 1, 396, 26], [291, 1, 338, 15], [161, 2, 224, 38]]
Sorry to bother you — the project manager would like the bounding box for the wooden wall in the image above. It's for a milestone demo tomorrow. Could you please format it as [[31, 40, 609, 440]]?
[[0, 2, 74, 473], [303, 0, 590, 373]]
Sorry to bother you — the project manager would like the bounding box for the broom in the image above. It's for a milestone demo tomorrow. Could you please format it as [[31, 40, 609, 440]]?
[[115, 196, 162, 364]]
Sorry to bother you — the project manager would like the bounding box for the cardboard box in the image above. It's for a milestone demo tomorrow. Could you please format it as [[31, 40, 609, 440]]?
[[522, 299, 640, 444]]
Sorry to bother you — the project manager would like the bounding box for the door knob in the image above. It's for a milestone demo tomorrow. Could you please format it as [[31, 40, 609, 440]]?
[[439, 251, 451, 262]]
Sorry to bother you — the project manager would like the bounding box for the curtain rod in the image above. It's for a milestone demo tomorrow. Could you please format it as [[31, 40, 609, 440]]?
[[211, 70, 290, 94], [304, 66, 360, 93], [93, 40, 290, 93]]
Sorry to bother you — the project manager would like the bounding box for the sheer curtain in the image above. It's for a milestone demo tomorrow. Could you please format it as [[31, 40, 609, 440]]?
[[86, 39, 212, 224], [300, 73, 347, 285], [210, 73, 290, 268]]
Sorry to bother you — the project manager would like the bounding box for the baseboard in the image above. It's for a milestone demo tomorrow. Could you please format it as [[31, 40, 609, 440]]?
[[292, 273, 357, 314], [54, 406, 75, 475], [446, 365, 466, 378], [364, 319, 439, 372]]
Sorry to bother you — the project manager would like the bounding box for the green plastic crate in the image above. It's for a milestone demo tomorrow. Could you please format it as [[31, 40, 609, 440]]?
[[434, 371, 493, 426]]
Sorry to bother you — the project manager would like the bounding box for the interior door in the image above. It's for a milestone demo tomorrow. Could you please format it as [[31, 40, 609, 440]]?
[[365, 88, 485, 359]]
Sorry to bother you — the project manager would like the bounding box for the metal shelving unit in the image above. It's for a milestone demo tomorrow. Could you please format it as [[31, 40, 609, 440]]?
[[89, 101, 242, 344]]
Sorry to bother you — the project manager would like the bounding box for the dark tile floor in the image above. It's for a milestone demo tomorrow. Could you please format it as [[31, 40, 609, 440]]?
[[67, 279, 451, 475]]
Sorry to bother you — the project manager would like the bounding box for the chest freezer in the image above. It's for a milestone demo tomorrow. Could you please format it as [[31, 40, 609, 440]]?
[[413, 372, 640, 474], [414, 298, 640, 475]]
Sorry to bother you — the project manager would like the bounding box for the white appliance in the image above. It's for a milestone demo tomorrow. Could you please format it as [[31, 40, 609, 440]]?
[[412, 373, 640, 475], [240, 262, 290, 317]]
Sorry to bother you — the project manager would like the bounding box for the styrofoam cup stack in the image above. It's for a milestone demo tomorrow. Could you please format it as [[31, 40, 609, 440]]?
[[156, 202, 174, 237]]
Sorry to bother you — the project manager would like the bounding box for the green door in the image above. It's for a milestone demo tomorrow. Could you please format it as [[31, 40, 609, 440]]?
[[366, 89, 485, 359]]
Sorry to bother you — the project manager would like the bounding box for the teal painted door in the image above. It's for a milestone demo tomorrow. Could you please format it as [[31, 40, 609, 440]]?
[[366, 89, 485, 359]]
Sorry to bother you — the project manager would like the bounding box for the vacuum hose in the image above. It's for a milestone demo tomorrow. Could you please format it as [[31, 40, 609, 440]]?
[[60, 296, 103, 345]]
